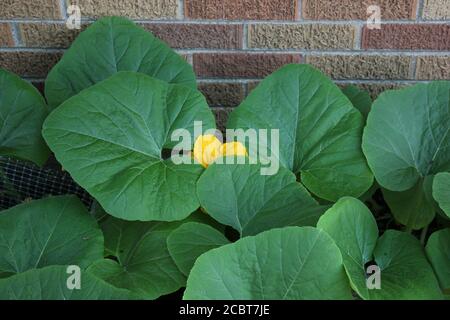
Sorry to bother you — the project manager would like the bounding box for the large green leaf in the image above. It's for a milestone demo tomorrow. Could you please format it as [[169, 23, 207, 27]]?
[[426, 228, 450, 293], [317, 197, 378, 299], [0, 265, 138, 299], [167, 222, 229, 276], [197, 161, 325, 236], [0, 196, 103, 274], [318, 198, 443, 299], [342, 85, 372, 119], [382, 179, 436, 230], [45, 16, 196, 109], [183, 227, 352, 300], [227, 64, 373, 202], [433, 172, 450, 218], [0, 69, 49, 166], [363, 81, 450, 192], [43, 71, 215, 221], [87, 216, 185, 299]]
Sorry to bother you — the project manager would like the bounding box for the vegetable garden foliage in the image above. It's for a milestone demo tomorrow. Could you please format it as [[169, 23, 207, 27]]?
[[0, 16, 449, 300]]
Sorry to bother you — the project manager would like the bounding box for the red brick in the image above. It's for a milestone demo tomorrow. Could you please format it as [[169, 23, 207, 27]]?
[[213, 107, 233, 132], [0, 51, 62, 78], [185, 0, 298, 20], [0, 24, 14, 47], [142, 24, 243, 49], [198, 82, 245, 107], [362, 24, 450, 50], [303, 0, 417, 20], [193, 53, 301, 78]]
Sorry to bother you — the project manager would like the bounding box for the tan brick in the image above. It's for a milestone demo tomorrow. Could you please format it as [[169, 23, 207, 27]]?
[[194, 53, 301, 79], [302, 0, 417, 20], [306, 55, 412, 80], [185, 0, 298, 20], [362, 24, 450, 50], [212, 107, 233, 132], [19, 23, 88, 48], [422, 0, 450, 20], [142, 24, 243, 49], [0, 24, 14, 47], [198, 83, 245, 107], [249, 24, 355, 49], [0, 0, 62, 19], [416, 56, 450, 80], [0, 51, 62, 78], [69, 0, 178, 19]]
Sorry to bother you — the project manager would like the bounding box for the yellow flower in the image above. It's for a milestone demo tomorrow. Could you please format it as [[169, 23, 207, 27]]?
[[193, 135, 248, 168], [220, 142, 248, 157], [193, 134, 222, 168]]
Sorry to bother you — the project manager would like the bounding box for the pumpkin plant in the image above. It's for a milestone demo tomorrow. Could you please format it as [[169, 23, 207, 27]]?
[[0, 16, 448, 300]]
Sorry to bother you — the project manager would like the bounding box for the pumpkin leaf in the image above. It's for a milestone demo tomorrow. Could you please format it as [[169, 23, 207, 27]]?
[[87, 216, 185, 299], [0, 265, 139, 299], [426, 228, 450, 293], [318, 197, 443, 299], [197, 161, 326, 236], [45, 16, 196, 109], [317, 197, 378, 299], [342, 85, 372, 119], [362, 81, 450, 192], [167, 222, 230, 276], [382, 179, 436, 230], [0, 69, 49, 166], [227, 64, 373, 202], [433, 172, 450, 218], [183, 226, 352, 300], [43, 71, 215, 221], [0, 196, 103, 274]]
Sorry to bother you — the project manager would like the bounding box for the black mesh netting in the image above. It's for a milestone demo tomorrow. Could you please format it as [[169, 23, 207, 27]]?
[[0, 157, 93, 210]]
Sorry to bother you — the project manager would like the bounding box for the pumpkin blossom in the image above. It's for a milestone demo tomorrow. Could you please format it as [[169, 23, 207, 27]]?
[[220, 142, 248, 157], [193, 135, 248, 168], [193, 134, 222, 167]]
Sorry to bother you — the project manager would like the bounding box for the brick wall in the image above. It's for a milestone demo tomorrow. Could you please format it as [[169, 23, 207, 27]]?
[[1, 0, 449, 127]]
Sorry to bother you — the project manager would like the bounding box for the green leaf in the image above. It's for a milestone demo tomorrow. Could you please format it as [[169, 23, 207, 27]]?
[[426, 228, 450, 293], [227, 64, 373, 202], [363, 81, 450, 192], [183, 226, 352, 300], [0, 196, 103, 274], [373, 230, 442, 299], [342, 85, 372, 119], [88, 216, 185, 299], [382, 179, 436, 230], [0, 265, 139, 299], [197, 161, 325, 236], [0, 69, 49, 166], [433, 172, 450, 218], [167, 222, 230, 276], [45, 16, 196, 109], [43, 71, 215, 221], [317, 197, 378, 299], [318, 198, 443, 299]]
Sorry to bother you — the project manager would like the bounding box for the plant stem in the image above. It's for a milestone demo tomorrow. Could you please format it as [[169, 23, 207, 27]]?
[[420, 224, 429, 245]]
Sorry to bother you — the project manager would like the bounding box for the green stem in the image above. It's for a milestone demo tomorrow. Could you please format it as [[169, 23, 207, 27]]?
[[420, 224, 429, 245]]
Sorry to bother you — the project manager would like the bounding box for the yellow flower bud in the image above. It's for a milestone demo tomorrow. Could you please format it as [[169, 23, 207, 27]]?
[[193, 134, 222, 168], [220, 142, 248, 157]]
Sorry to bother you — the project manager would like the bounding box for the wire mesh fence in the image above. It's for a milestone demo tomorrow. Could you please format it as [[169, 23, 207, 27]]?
[[0, 157, 93, 210]]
